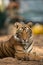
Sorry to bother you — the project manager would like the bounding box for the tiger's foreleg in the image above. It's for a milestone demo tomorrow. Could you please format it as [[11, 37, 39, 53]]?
[[15, 51, 43, 61], [0, 41, 15, 58]]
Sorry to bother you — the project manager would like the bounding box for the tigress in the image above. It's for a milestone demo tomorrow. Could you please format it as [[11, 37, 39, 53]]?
[[0, 22, 33, 60], [0, 22, 24, 58], [13, 22, 33, 60], [14, 22, 33, 53]]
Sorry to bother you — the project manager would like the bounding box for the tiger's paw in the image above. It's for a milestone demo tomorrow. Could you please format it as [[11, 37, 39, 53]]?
[[29, 52, 43, 61], [16, 56, 29, 61]]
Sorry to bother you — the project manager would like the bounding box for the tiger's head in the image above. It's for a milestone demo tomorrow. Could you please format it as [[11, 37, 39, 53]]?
[[8, 22, 33, 53], [14, 22, 33, 53]]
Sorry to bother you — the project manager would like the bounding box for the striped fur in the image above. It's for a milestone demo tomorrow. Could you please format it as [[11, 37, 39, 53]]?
[[0, 22, 33, 59]]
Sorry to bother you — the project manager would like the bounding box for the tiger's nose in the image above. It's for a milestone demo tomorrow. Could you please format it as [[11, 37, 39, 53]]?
[[24, 39, 26, 42], [23, 39, 28, 43]]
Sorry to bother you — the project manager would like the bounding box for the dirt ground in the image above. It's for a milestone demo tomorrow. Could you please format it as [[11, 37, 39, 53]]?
[[0, 34, 43, 65]]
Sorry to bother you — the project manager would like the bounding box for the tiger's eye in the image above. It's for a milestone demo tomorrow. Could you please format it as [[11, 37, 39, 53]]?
[[19, 28, 23, 32]]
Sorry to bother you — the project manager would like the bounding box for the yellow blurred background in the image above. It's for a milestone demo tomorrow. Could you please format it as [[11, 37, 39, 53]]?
[[32, 24, 43, 34]]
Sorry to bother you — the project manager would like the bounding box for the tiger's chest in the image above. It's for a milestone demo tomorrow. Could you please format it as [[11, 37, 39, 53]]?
[[14, 41, 26, 58], [13, 40, 33, 58]]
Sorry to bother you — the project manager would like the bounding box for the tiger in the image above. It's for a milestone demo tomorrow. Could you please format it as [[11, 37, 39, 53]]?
[[0, 22, 34, 60], [14, 22, 33, 53], [13, 22, 33, 60], [13, 22, 42, 61]]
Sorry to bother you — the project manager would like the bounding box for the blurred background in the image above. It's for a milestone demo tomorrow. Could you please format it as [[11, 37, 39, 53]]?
[[20, 0, 43, 22], [0, 0, 43, 35], [0, 1, 43, 64]]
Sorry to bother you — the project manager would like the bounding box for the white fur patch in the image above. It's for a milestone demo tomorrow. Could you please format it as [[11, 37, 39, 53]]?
[[23, 43, 34, 53]]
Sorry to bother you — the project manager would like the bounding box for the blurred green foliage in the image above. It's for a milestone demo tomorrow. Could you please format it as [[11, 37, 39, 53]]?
[[0, 11, 6, 29]]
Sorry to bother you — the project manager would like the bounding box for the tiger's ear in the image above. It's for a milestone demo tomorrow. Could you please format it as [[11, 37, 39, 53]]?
[[14, 22, 20, 28], [27, 22, 33, 28], [14, 22, 23, 29]]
